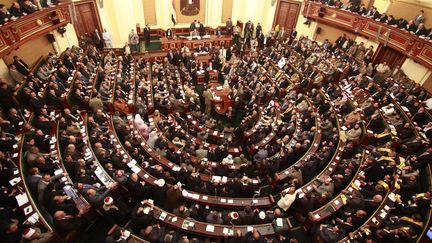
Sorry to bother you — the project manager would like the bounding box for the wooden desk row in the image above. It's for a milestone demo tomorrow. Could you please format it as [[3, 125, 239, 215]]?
[[160, 35, 232, 51], [276, 97, 323, 182], [139, 204, 292, 238], [111, 115, 274, 208], [308, 150, 368, 222], [16, 127, 53, 231]]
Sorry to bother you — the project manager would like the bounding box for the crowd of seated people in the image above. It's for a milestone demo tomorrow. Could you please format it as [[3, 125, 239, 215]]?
[[268, 32, 432, 241], [0, 0, 60, 25], [311, 0, 432, 39], [0, 16, 432, 243]]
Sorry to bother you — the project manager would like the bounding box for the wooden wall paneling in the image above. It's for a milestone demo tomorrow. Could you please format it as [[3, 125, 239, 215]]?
[[273, 0, 301, 33], [374, 45, 407, 68], [73, 0, 103, 37]]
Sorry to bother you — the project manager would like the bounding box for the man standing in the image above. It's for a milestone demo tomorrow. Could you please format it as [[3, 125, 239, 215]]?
[[198, 21, 205, 36], [243, 20, 253, 45], [226, 17, 233, 35], [8, 64, 24, 86], [203, 87, 213, 115], [277, 26, 286, 40], [102, 29, 113, 48], [93, 29, 103, 49], [13, 56, 29, 76], [233, 25, 240, 45], [190, 19, 197, 35], [128, 29, 139, 53], [244, 20, 251, 37], [414, 10, 425, 26], [255, 23, 262, 39], [143, 24, 151, 47]]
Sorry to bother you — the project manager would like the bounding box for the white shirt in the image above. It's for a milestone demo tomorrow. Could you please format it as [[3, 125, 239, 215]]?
[[278, 57, 286, 69]]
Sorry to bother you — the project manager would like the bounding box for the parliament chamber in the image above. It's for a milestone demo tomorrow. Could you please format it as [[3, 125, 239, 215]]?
[[0, 0, 432, 242]]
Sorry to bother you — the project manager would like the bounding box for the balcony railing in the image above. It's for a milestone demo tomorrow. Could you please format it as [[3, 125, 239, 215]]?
[[0, 3, 71, 56], [303, 1, 432, 69]]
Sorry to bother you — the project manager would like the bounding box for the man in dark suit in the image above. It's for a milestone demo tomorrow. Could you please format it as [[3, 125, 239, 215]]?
[[354, 4, 367, 15], [195, 44, 206, 53], [92, 29, 103, 49], [405, 20, 417, 32], [167, 50, 174, 64], [365, 7, 380, 19], [215, 27, 222, 37], [198, 21, 205, 36], [397, 18, 408, 29], [255, 23, 262, 39], [13, 55, 29, 76], [53, 210, 84, 237], [226, 18, 233, 34], [143, 24, 151, 46], [415, 23, 428, 36], [190, 19, 197, 33], [378, 13, 388, 23], [386, 15, 397, 26]]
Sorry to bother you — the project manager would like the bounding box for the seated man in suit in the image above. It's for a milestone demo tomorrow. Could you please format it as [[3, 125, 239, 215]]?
[[195, 44, 208, 53], [53, 210, 84, 237], [415, 23, 428, 36]]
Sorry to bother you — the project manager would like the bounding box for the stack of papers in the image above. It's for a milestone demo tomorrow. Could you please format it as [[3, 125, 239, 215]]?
[[15, 193, 29, 206], [205, 225, 215, 232]]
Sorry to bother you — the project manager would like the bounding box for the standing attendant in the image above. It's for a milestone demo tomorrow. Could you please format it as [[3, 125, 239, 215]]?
[[233, 25, 240, 45], [414, 10, 425, 26], [93, 29, 103, 50], [255, 23, 262, 39], [102, 29, 113, 48], [13, 55, 29, 76], [190, 19, 197, 35], [143, 24, 151, 47], [128, 29, 139, 53], [198, 21, 205, 36], [226, 17, 233, 35]]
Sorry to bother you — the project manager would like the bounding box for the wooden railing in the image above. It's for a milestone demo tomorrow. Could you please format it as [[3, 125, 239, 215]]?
[[0, 3, 71, 57]]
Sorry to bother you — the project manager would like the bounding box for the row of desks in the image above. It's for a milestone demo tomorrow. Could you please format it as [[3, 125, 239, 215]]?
[[160, 35, 232, 50]]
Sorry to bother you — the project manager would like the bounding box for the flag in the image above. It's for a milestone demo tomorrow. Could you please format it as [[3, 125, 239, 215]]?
[[171, 0, 177, 25]]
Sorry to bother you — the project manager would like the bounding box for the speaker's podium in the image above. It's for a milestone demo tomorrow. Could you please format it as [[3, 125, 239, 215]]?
[[196, 70, 218, 84], [209, 70, 218, 82], [197, 70, 205, 84]]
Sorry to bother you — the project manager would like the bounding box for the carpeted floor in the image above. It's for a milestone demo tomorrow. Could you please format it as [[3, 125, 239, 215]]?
[[139, 36, 161, 52]]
